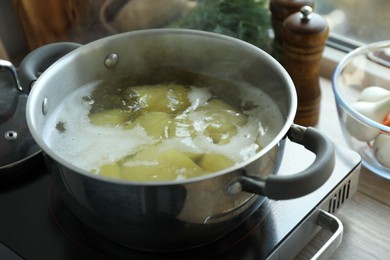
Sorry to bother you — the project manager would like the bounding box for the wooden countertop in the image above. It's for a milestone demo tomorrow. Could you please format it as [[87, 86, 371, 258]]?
[[296, 78, 390, 259]]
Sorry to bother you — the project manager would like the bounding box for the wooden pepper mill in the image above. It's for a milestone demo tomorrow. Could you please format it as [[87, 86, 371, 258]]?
[[270, 0, 314, 44], [269, 0, 314, 62], [282, 6, 329, 126]]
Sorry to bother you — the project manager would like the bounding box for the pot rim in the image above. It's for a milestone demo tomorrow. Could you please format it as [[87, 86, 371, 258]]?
[[26, 28, 297, 186]]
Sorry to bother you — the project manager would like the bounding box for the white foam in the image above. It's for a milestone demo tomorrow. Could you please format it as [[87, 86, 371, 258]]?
[[43, 82, 155, 172], [187, 85, 212, 110], [188, 116, 261, 162]]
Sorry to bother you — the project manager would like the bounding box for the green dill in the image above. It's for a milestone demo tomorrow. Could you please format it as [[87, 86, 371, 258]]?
[[167, 0, 272, 51]]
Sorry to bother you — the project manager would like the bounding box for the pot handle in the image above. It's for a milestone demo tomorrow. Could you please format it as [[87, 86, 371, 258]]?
[[0, 59, 22, 91], [237, 124, 335, 200], [18, 42, 82, 93]]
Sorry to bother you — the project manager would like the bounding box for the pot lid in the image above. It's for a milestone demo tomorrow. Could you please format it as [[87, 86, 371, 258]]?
[[0, 60, 43, 180]]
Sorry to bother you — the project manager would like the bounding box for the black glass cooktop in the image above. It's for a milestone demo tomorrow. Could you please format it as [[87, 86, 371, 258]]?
[[0, 142, 361, 260]]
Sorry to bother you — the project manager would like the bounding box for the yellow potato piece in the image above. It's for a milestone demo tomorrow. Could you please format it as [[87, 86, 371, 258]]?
[[131, 84, 191, 113], [132, 112, 171, 139], [198, 153, 235, 173], [205, 124, 237, 144], [184, 152, 203, 162], [197, 99, 248, 144], [127, 144, 161, 162], [168, 115, 195, 138], [121, 147, 205, 181], [89, 109, 128, 126], [198, 99, 248, 126], [99, 163, 121, 179], [158, 148, 201, 170]]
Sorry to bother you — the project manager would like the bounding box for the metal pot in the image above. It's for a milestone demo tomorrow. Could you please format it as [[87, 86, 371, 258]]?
[[23, 29, 334, 251]]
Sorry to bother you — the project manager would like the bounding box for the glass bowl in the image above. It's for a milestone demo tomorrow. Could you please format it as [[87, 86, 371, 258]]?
[[332, 40, 390, 179]]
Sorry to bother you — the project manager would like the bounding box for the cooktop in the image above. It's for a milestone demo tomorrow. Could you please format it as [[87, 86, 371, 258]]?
[[0, 140, 361, 260]]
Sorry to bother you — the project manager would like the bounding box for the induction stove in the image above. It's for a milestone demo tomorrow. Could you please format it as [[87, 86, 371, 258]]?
[[0, 139, 361, 260]]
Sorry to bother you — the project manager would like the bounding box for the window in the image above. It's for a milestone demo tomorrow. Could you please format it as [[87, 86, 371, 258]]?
[[1, 0, 389, 63], [315, 0, 390, 51]]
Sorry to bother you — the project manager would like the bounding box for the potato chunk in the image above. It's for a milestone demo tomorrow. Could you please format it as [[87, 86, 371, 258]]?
[[121, 147, 204, 181], [168, 115, 196, 138], [131, 84, 191, 113], [99, 163, 121, 179], [126, 112, 171, 139], [197, 99, 248, 125], [89, 109, 128, 126], [205, 124, 237, 144], [158, 148, 201, 170], [197, 99, 248, 144], [198, 153, 235, 173]]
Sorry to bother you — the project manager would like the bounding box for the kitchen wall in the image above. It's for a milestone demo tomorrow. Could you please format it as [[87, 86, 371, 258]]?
[[0, 0, 28, 63]]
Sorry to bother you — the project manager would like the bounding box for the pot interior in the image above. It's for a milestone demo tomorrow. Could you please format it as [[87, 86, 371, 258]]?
[[27, 29, 296, 182]]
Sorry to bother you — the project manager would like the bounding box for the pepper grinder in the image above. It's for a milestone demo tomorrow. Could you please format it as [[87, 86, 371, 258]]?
[[282, 6, 329, 126], [269, 0, 314, 62], [270, 0, 314, 44]]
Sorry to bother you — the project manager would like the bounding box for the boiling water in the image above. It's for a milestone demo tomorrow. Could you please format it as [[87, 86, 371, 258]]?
[[43, 80, 285, 178]]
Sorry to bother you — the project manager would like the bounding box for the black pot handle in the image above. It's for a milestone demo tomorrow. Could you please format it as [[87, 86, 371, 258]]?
[[0, 59, 22, 91], [237, 124, 335, 200], [18, 42, 82, 93]]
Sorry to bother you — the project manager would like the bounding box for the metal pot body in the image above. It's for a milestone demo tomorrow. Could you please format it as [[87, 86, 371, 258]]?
[[25, 29, 334, 251], [46, 148, 273, 251]]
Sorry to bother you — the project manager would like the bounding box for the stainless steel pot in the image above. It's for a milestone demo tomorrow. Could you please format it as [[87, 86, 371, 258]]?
[[22, 29, 334, 251]]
